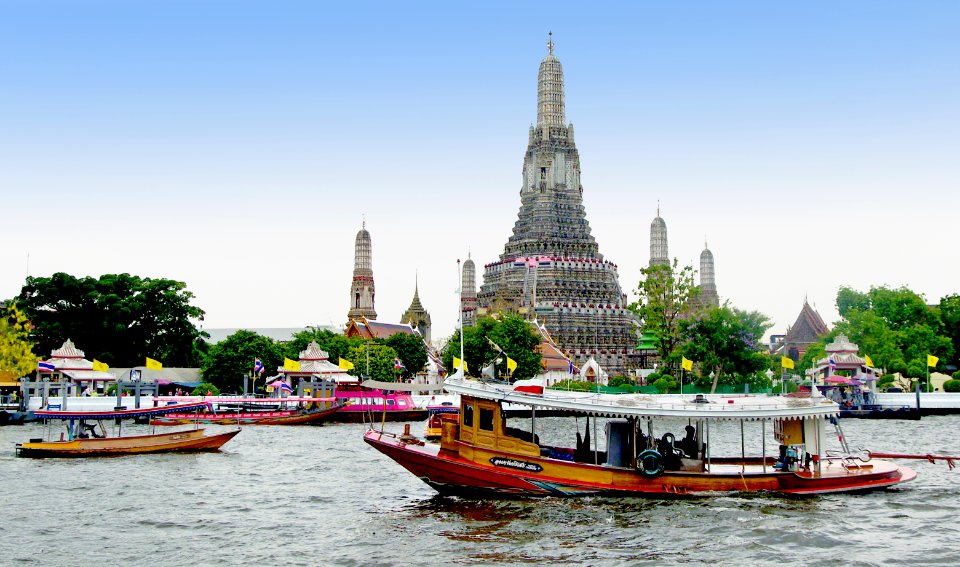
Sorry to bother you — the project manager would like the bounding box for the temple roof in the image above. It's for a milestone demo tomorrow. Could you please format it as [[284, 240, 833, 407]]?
[[825, 333, 859, 353], [784, 301, 829, 344], [51, 339, 84, 359], [345, 317, 415, 340]]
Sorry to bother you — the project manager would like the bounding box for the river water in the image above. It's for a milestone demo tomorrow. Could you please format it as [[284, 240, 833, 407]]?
[[2, 415, 959, 566]]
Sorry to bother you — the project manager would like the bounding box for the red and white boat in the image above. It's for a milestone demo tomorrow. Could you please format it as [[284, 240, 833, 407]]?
[[365, 372, 920, 497]]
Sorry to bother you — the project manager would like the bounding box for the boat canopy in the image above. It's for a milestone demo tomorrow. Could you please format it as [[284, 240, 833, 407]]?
[[32, 401, 214, 420], [442, 375, 840, 421], [361, 380, 446, 392]]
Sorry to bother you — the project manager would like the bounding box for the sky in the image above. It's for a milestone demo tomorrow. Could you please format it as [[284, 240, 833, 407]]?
[[2, 1, 958, 346]]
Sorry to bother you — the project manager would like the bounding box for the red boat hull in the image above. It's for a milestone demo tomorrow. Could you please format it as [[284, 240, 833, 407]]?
[[363, 430, 916, 497]]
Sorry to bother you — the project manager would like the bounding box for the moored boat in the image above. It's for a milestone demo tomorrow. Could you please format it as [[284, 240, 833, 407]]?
[[424, 402, 458, 439], [149, 396, 345, 426], [15, 402, 240, 458], [364, 372, 921, 497]]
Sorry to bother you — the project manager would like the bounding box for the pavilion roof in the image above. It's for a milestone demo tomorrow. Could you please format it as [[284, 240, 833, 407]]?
[[346, 317, 415, 340], [784, 301, 829, 344]]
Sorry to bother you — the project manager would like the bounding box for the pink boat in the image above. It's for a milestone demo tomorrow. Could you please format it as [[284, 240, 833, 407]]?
[[330, 382, 427, 423]]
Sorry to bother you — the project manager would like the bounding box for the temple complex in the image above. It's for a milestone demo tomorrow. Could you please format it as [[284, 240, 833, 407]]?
[[460, 255, 477, 328], [400, 277, 432, 343], [347, 221, 377, 322], [476, 35, 639, 374]]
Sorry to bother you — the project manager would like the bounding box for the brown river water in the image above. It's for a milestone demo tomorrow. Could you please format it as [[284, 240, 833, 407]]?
[[2, 415, 959, 566]]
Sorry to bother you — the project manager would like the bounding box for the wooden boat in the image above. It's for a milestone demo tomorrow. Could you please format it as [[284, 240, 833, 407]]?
[[149, 397, 346, 426], [364, 372, 918, 497], [424, 402, 458, 439], [16, 402, 240, 458]]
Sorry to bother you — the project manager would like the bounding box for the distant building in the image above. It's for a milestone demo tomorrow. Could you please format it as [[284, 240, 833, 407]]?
[[345, 317, 416, 341], [347, 221, 377, 322], [778, 300, 829, 361], [460, 255, 477, 328], [649, 206, 669, 267], [400, 278, 432, 344]]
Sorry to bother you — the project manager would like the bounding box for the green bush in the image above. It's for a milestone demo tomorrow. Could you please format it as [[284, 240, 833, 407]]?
[[191, 382, 221, 396], [607, 375, 635, 388], [943, 380, 960, 393], [551, 379, 598, 392], [652, 374, 678, 394], [952, 370, 960, 381]]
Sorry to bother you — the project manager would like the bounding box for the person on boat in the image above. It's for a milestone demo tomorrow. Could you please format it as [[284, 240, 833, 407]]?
[[82, 386, 92, 397], [677, 425, 697, 458]]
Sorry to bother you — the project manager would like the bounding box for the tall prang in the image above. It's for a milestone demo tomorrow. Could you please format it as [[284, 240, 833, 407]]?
[[477, 35, 639, 373], [649, 205, 669, 266], [347, 220, 377, 322], [460, 254, 477, 328], [698, 240, 719, 308]]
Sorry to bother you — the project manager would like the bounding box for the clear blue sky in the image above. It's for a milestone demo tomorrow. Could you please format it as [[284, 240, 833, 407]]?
[[3, 1, 958, 345]]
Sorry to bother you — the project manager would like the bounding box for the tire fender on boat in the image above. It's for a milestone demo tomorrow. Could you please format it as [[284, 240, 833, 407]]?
[[637, 449, 664, 479]]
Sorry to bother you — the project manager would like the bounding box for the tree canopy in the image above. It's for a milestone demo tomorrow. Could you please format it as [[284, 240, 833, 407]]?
[[16, 273, 207, 367], [680, 305, 771, 393], [0, 303, 39, 378], [200, 330, 284, 391], [443, 315, 542, 380], [383, 332, 427, 379], [629, 259, 700, 369], [833, 285, 954, 377]]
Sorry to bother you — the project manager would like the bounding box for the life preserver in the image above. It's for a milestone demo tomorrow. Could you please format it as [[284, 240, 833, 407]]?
[[637, 449, 664, 479]]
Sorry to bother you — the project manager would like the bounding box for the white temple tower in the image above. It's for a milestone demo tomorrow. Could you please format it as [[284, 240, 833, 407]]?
[[461, 254, 477, 327], [649, 205, 669, 266], [699, 240, 719, 307], [347, 221, 377, 321]]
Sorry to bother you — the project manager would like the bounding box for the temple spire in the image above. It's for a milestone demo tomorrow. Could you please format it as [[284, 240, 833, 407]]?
[[537, 33, 566, 127]]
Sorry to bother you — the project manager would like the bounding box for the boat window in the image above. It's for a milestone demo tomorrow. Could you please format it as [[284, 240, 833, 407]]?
[[396, 399, 406, 407], [479, 408, 494, 431], [462, 404, 474, 428], [386, 399, 396, 406]]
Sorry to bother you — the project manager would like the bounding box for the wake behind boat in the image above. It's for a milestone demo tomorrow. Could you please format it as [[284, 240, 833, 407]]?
[[364, 372, 923, 497], [16, 402, 240, 458]]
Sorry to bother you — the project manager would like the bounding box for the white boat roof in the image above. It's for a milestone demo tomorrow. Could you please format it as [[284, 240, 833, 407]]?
[[443, 374, 839, 421]]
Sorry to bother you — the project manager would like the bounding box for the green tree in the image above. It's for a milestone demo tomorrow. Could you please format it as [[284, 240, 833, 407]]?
[[652, 373, 678, 394], [629, 259, 699, 371], [201, 330, 284, 392], [443, 315, 542, 380], [832, 285, 953, 376], [0, 303, 39, 377], [347, 343, 399, 381], [16, 273, 207, 367], [680, 305, 771, 393], [383, 332, 427, 379], [939, 295, 960, 367]]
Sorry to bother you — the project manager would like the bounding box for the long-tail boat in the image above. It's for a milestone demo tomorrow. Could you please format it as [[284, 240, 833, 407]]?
[[149, 396, 345, 426], [16, 402, 240, 458], [364, 371, 922, 496]]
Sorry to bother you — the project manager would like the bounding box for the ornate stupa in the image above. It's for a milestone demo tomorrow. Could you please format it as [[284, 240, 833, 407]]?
[[476, 34, 638, 373], [347, 220, 377, 322], [698, 240, 719, 308], [460, 254, 477, 328], [649, 205, 669, 267], [401, 275, 432, 343]]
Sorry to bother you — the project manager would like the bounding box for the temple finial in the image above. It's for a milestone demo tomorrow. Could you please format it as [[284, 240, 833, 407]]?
[[362, 214, 366, 230], [548, 31, 554, 54], [657, 200, 660, 217]]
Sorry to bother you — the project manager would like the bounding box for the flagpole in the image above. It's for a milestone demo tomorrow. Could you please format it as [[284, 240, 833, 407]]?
[[458, 259, 465, 375]]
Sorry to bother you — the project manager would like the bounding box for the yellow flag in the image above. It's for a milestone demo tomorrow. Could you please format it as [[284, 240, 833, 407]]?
[[506, 357, 518, 373], [283, 358, 301, 372], [338, 357, 355, 371], [453, 356, 468, 374], [681, 357, 693, 371], [92, 359, 109, 372], [145, 357, 162, 370], [928, 355, 939, 368], [864, 355, 874, 367], [781, 356, 795, 370]]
